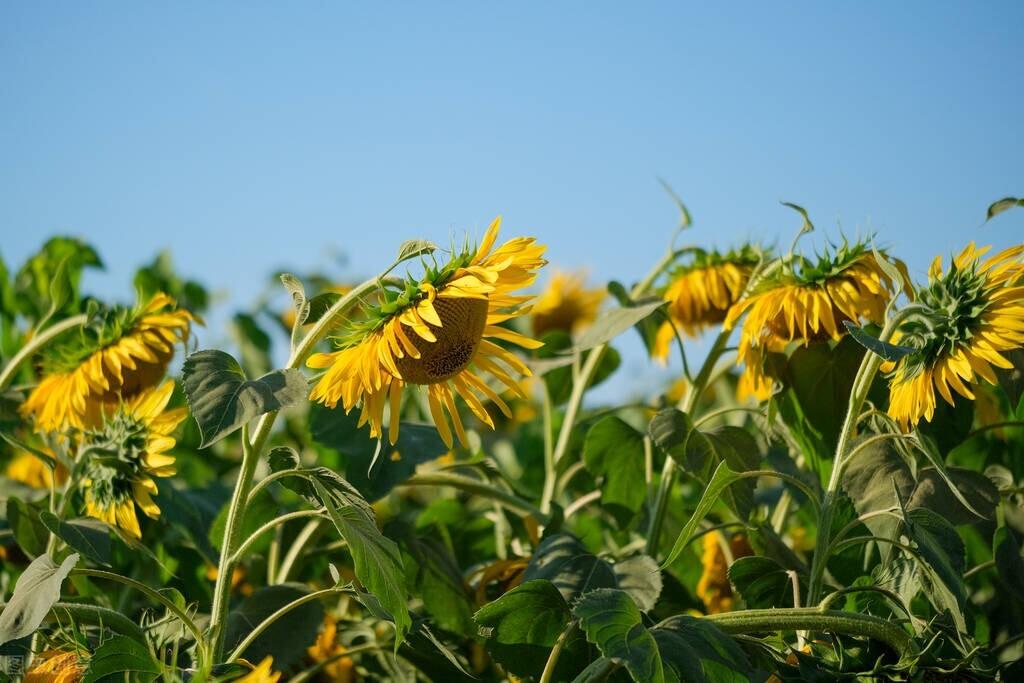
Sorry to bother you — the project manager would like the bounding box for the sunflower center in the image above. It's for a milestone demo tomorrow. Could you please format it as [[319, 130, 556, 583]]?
[[395, 297, 489, 385]]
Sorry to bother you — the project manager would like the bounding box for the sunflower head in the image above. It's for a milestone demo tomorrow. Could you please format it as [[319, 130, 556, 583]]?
[[725, 238, 908, 391], [4, 449, 67, 490], [309, 217, 546, 448], [80, 380, 185, 538], [21, 293, 196, 432], [652, 246, 761, 363], [307, 614, 355, 682], [530, 271, 605, 337], [24, 649, 87, 683], [886, 242, 1024, 429], [696, 532, 753, 615]]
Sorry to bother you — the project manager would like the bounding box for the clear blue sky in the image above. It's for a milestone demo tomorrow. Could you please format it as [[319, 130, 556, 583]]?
[[2, 2, 1022, 395]]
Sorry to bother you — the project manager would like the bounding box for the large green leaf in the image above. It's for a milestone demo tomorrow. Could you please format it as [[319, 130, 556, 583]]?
[[782, 336, 865, 452], [6, 497, 48, 558], [310, 404, 447, 501], [583, 416, 647, 526], [523, 534, 618, 602], [727, 556, 803, 609], [181, 349, 308, 447], [612, 555, 663, 613], [653, 615, 752, 683], [903, 507, 966, 631], [395, 527, 475, 637], [39, 513, 111, 566], [0, 553, 79, 645], [82, 636, 160, 683], [993, 527, 1024, 603], [474, 579, 575, 679], [311, 479, 411, 645], [574, 588, 664, 683], [661, 462, 742, 568], [223, 583, 323, 670], [574, 300, 666, 352]]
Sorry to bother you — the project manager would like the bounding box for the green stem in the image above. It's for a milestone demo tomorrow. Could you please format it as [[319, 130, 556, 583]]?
[[539, 623, 578, 683], [806, 309, 912, 604], [0, 314, 88, 390], [72, 569, 207, 664], [705, 608, 913, 659], [399, 472, 548, 523], [35, 601, 148, 644], [276, 518, 324, 584], [540, 249, 679, 515], [227, 587, 353, 663], [230, 509, 325, 564], [207, 275, 382, 662]]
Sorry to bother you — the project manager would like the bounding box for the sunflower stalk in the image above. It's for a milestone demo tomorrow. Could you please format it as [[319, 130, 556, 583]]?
[[540, 245, 682, 515], [806, 305, 918, 604], [206, 274, 385, 664]]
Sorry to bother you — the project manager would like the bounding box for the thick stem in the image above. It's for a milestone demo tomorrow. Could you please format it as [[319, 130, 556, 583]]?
[[206, 276, 383, 661], [806, 310, 912, 604], [705, 608, 913, 659], [0, 314, 87, 390], [540, 250, 678, 515]]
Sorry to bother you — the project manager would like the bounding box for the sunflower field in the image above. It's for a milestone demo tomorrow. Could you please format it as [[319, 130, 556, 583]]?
[[2, 200, 1024, 682]]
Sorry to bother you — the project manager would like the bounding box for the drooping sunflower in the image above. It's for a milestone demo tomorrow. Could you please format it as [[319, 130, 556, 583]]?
[[80, 380, 185, 538], [308, 217, 546, 448], [885, 242, 1024, 430], [530, 270, 605, 337], [4, 449, 67, 489], [652, 247, 761, 364], [21, 293, 196, 432], [724, 240, 909, 396], [24, 649, 87, 683]]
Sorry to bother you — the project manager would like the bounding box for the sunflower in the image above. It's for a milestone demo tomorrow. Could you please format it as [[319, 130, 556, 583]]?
[[307, 614, 356, 683], [530, 271, 605, 337], [21, 293, 196, 432], [80, 380, 185, 538], [885, 243, 1024, 430], [696, 532, 753, 614], [724, 240, 909, 394], [4, 449, 67, 489], [236, 657, 281, 683], [652, 248, 761, 364], [309, 217, 546, 448], [24, 649, 86, 683]]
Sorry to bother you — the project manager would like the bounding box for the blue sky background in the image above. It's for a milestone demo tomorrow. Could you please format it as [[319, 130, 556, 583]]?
[[2, 2, 1022, 397]]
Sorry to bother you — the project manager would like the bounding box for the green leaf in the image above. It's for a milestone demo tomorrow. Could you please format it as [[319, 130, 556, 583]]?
[[39, 513, 111, 566], [280, 272, 309, 331], [908, 466, 998, 525], [727, 556, 802, 609], [985, 196, 1024, 222], [653, 615, 752, 683], [181, 349, 308, 447], [661, 462, 742, 568], [223, 584, 323, 670], [0, 553, 79, 645], [781, 201, 814, 234], [397, 528, 475, 637], [82, 635, 159, 683], [612, 555, 663, 613], [474, 580, 574, 679], [782, 336, 865, 451], [522, 534, 618, 603], [43, 256, 72, 323], [843, 322, 916, 362], [310, 404, 448, 501], [903, 507, 967, 631], [993, 527, 1024, 603], [311, 478, 411, 645], [6, 497, 48, 558], [607, 281, 664, 354], [305, 291, 342, 325], [584, 416, 647, 526], [538, 330, 621, 404], [574, 300, 666, 352], [840, 437, 913, 544], [574, 588, 665, 683], [396, 239, 438, 263]]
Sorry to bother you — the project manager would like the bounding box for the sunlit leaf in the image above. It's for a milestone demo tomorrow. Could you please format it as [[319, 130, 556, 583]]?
[[0, 553, 79, 645], [574, 588, 665, 683]]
